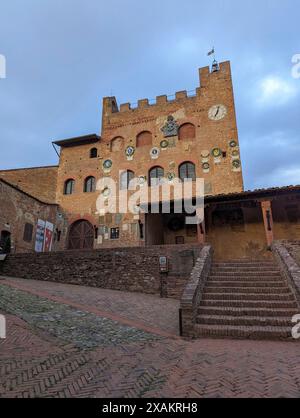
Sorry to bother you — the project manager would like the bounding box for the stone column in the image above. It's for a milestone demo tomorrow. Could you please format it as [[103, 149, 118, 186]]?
[[261, 200, 274, 248]]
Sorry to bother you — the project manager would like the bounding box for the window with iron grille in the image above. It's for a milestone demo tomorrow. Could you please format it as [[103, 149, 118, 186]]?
[[90, 148, 98, 158], [84, 176, 96, 193], [149, 166, 164, 186], [110, 228, 120, 240], [120, 170, 134, 190], [64, 179, 75, 195], [179, 162, 196, 181]]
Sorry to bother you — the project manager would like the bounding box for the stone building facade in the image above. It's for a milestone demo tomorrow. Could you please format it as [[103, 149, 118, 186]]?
[[53, 61, 243, 250], [0, 179, 66, 254], [0, 60, 299, 258]]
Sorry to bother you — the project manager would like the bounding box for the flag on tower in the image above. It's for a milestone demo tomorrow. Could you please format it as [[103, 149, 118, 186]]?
[[207, 48, 215, 56]]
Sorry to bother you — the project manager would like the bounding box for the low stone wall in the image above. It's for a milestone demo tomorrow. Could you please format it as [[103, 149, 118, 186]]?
[[283, 240, 300, 266], [180, 245, 213, 337], [0, 245, 201, 297], [272, 240, 300, 306]]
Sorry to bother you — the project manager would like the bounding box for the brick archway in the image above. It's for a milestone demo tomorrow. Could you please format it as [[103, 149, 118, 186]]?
[[68, 220, 94, 250]]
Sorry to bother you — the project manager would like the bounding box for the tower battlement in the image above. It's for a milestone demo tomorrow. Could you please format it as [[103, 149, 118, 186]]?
[[102, 61, 232, 120]]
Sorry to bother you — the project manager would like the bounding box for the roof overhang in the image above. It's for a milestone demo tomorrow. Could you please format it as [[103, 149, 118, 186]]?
[[52, 134, 101, 148], [205, 185, 300, 204], [139, 185, 300, 212]]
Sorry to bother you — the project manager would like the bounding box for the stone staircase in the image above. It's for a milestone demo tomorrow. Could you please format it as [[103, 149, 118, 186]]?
[[195, 259, 299, 340]]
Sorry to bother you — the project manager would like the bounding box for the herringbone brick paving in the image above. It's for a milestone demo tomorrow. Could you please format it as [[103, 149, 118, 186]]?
[[0, 278, 300, 398]]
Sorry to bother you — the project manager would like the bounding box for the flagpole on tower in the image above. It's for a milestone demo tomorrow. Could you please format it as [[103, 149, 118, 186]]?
[[207, 47, 219, 72]]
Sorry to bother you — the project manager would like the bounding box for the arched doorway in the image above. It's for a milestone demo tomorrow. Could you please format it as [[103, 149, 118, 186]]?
[[0, 230, 11, 254], [68, 220, 94, 250]]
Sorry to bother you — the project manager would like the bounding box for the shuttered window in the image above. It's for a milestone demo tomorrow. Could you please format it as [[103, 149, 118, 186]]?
[[23, 223, 33, 242]]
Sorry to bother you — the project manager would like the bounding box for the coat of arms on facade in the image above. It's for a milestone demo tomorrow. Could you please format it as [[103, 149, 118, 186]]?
[[161, 115, 179, 137]]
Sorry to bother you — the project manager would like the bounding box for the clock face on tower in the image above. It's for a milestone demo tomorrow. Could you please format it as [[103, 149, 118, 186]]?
[[208, 104, 227, 121]]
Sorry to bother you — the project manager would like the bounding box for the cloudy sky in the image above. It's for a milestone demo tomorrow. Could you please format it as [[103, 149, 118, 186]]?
[[0, 0, 299, 190]]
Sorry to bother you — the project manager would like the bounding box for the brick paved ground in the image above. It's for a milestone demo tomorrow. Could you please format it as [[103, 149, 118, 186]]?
[[0, 277, 300, 398], [0, 277, 179, 335]]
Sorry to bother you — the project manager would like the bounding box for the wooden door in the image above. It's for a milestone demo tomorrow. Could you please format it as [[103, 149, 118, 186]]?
[[68, 220, 94, 250]]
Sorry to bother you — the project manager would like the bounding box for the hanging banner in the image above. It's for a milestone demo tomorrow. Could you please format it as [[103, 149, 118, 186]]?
[[43, 221, 54, 252], [35, 219, 46, 253]]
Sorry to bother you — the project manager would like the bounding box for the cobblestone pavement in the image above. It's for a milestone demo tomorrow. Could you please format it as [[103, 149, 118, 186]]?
[[0, 279, 300, 398], [0, 285, 161, 349], [0, 277, 179, 335]]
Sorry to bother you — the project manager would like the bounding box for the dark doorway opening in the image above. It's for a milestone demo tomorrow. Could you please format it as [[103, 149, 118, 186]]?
[[0, 230, 11, 254]]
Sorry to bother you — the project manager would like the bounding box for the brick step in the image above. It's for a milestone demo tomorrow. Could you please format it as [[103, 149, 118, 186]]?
[[210, 269, 282, 277], [212, 265, 280, 271], [208, 275, 283, 282], [214, 259, 276, 262], [210, 271, 281, 277], [204, 286, 291, 295], [197, 306, 299, 318], [206, 281, 286, 288], [216, 259, 275, 262], [200, 299, 298, 309], [202, 292, 295, 301], [196, 314, 293, 327], [194, 324, 294, 340], [213, 263, 276, 268], [212, 263, 280, 270]]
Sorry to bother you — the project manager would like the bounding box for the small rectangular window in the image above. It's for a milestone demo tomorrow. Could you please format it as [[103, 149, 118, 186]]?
[[110, 228, 120, 240], [23, 223, 33, 242]]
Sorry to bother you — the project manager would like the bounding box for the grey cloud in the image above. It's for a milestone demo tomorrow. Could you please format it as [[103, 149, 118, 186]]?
[[0, 0, 299, 190]]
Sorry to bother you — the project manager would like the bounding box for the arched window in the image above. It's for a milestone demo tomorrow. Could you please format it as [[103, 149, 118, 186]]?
[[90, 148, 98, 158], [84, 176, 96, 193], [111, 136, 124, 152], [179, 162, 196, 181], [136, 131, 152, 147], [120, 170, 135, 190], [149, 166, 164, 186], [178, 123, 196, 141], [64, 179, 75, 195]]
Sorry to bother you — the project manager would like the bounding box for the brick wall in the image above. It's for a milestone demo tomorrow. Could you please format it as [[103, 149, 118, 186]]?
[[0, 245, 201, 296], [55, 61, 244, 249], [0, 166, 58, 204], [0, 179, 67, 253]]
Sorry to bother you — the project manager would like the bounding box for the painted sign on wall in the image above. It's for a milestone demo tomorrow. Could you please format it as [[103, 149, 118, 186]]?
[[35, 219, 46, 253], [43, 222, 54, 252]]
